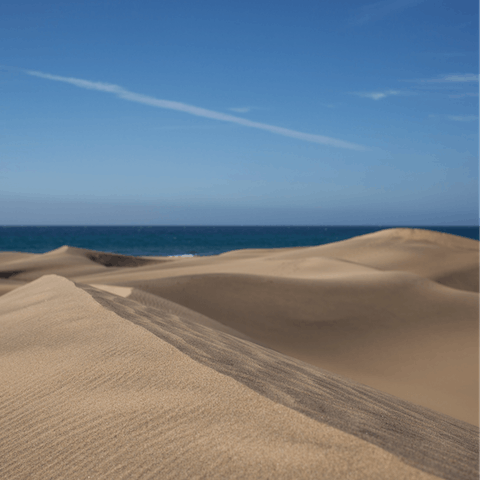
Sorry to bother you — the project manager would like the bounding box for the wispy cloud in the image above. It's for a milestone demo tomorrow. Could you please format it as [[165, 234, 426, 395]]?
[[415, 73, 479, 83], [400, 74, 479, 98], [429, 114, 478, 122], [25, 70, 366, 151], [449, 92, 478, 99], [351, 89, 405, 100], [350, 0, 424, 25], [447, 115, 478, 122]]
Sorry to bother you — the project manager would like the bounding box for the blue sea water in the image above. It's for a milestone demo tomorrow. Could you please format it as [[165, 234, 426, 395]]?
[[0, 226, 478, 257]]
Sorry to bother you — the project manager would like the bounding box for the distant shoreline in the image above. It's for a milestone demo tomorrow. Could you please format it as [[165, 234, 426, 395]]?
[[0, 225, 478, 257]]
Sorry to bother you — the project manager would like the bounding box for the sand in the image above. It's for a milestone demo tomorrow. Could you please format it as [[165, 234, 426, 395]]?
[[0, 228, 478, 479]]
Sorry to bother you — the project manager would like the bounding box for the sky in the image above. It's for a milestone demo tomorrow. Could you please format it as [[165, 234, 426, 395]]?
[[0, 0, 478, 225]]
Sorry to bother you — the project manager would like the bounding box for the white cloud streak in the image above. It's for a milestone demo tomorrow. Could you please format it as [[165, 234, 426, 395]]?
[[25, 70, 366, 151], [351, 89, 404, 100], [449, 92, 478, 99], [416, 74, 479, 83], [429, 113, 478, 122], [447, 115, 478, 122]]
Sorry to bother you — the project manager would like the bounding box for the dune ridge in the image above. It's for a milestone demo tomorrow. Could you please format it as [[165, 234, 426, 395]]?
[[83, 280, 478, 479], [0, 228, 478, 478], [0, 275, 448, 480], [0, 276, 477, 480], [128, 269, 478, 424], [0, 228, 477, 423]]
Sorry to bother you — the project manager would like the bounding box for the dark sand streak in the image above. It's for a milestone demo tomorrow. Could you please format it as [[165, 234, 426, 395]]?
[[81, 283, 479, 480]]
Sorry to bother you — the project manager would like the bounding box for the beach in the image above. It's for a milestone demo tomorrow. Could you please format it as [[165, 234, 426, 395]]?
[[0, 227, 478, 479]]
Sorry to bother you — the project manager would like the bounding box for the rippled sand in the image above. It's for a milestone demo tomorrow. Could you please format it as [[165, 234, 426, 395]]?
[[0, 228, 478, 479]]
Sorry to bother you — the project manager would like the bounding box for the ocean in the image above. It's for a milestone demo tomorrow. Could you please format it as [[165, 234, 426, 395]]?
[[0, 226, 478, 257]]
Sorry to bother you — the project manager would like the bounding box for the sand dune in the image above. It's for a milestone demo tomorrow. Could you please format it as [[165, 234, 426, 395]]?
[[2, 228, 477, 291], [1, 276, 477, 480], [124, 270, 479, 425], [0, 228, 478, 478]]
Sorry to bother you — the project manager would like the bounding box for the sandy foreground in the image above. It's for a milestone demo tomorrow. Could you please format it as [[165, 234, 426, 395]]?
[[0, 228, 478, 479]]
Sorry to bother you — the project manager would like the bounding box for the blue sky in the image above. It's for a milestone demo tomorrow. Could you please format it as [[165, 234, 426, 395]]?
[[1, 0, 478, 225]]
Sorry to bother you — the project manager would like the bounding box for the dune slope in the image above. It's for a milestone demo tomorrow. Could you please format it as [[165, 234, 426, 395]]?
[[130, 269, 478, 425], [0, 229, 477, 430], [1, 276, 478, 480]]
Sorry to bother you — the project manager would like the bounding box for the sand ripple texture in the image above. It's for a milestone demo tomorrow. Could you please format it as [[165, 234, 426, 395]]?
[[0, 228, 478, 479]]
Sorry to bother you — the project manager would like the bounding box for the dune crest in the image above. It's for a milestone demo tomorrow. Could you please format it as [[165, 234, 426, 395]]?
[[0, 228, 478, 478], [0, 276, 477, 480]]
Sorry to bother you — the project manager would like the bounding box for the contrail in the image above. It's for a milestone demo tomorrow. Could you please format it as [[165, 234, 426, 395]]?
[[25, 70, 366, 151]]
